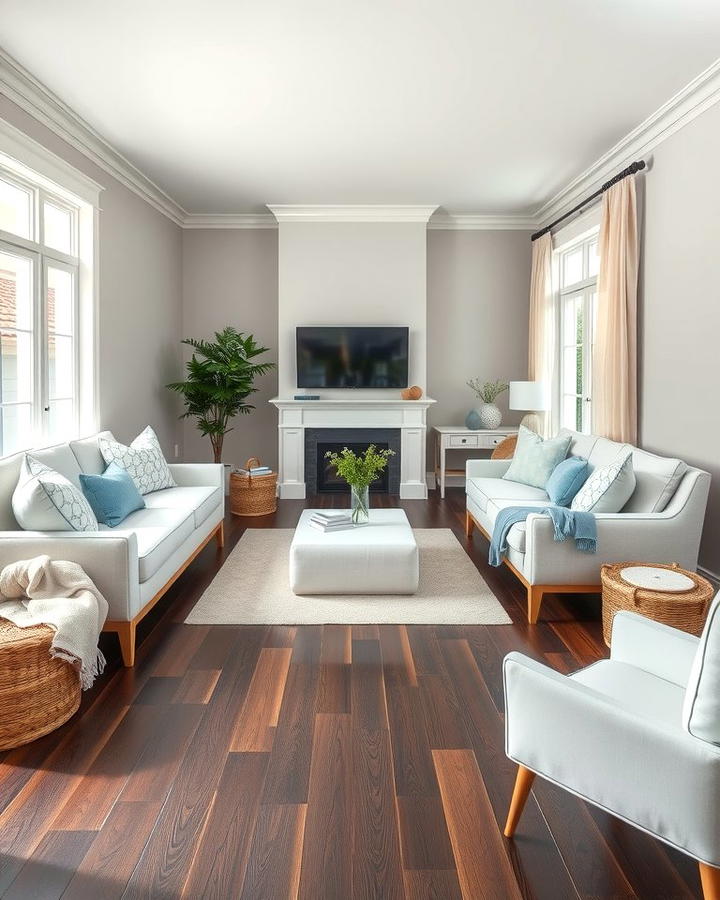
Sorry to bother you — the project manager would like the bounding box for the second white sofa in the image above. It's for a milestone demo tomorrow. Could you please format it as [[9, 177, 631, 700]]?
[[0, 431, 224, 665]]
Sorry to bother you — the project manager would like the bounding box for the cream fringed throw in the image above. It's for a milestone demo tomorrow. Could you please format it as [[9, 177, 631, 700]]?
[[0, 555, 108, 689]]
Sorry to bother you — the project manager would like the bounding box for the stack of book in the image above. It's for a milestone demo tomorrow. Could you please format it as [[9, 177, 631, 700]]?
[[308, 511, 354, 533], [235, 464, 273, 476]]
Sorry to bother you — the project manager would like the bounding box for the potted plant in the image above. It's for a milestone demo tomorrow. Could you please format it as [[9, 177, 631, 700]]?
[[167, 327, 275, 468], [324, 445, 395, 524], [466, 378, 509, 430]]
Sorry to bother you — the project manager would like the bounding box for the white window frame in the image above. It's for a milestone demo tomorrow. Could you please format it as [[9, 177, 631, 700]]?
[[553, 227, 599, 435], [0, 118, 102, 456]]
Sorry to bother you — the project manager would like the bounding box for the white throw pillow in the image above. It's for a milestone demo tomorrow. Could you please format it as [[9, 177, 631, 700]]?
[[12, 454, 98, 531], [99, 426, 176, 495], [682, 592, 720, 744], [570, 453, 636, 513]]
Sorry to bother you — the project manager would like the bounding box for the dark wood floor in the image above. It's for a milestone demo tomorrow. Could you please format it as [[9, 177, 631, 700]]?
[[0, 489, 702, 899]]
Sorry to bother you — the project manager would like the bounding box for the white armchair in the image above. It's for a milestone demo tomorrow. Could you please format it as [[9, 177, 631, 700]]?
[[503, 598, 720, 899]]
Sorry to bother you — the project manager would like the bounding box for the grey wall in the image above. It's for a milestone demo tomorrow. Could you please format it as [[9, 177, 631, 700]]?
[[427, 230, 533, 453], [181, 229, 279, 468], [639, 101, 720, 578], [0, 97, 183, 455]]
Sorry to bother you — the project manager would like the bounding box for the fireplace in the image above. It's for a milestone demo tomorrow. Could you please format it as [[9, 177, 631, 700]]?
[[305, 428, 402, 495]]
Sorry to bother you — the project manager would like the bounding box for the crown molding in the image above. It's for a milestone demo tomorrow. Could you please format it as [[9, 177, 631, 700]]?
[[428, 213, 538, 230], [267, 204, 439, 223], [182, 213, 277, 229], [534, 57, 720, 228], [0, 48, 186, 226]]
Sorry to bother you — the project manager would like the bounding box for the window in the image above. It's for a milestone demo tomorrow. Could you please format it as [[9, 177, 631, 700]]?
[[0, 166, 89, 456], [557, 232, 599, 434]]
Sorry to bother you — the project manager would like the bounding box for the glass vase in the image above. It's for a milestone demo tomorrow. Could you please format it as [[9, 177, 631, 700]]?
[[350, 484, 370, 525]]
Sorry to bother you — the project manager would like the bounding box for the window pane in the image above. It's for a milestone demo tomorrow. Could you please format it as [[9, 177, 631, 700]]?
[[0, 403, 33, 456], [48, 334, 74, 398], [562, 347, 578, 394], [1, 330, 32, 403], [43, 202, 73, 254], [0, 250, 33, 330], [0, 178, 32, 240], [563, 295, 579, 345], [47, 266, 73, 335], [47, 398, 74, 443], [562, 246, 583, 287], [588, 239, 599, 278], [562, 395, 577, 431]]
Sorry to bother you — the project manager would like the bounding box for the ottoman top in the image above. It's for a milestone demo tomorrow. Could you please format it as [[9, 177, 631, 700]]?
[[293, 508, 416, 547]]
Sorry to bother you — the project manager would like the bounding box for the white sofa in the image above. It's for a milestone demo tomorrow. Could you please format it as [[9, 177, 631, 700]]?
[[0, 431, 224, 665], [465, 428, 710, 624]]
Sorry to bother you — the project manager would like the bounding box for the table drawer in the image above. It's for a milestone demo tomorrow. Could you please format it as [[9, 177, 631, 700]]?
[[449, 434, 479, 447]]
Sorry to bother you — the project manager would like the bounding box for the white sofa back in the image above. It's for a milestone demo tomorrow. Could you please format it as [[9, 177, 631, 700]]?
[[0, 431, 114, 531], [559, 429, 690, 514]]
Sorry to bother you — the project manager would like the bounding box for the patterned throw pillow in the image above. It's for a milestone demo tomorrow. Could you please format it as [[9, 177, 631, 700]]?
[[99, 426, 176, 495], [12, 455, 98, 532], [571, 453, 636, 513], [502, 426, 572, 490]]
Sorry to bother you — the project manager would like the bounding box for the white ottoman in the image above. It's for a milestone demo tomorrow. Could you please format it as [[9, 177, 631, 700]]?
[[290, 509, 419, 595]]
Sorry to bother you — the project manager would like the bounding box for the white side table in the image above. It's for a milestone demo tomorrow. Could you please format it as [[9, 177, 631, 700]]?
[[433, 426, 519, 499]]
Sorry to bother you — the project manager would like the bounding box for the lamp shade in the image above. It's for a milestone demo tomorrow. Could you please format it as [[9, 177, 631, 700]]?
[[509, 381, 548, 411]]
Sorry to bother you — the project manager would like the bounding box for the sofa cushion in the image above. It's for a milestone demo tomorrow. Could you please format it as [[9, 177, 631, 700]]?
[[0, 451, 23, 530], [143, 486, 221, 530], [99, 426, 175, 495], [682, 592, 720, 744], [503, 426, 571, 489], [70, 431, 115, 476], [624, 448, 687, 514], [571, 453, 636, 513], [485, 497, 549, 554], [559, 429, 600, 461], [112, 507, 195, 582], [30, 443, 83, 488], [13, 455, 98, 532], [467, 476, 548, 514], [79, 462, 146, 527]]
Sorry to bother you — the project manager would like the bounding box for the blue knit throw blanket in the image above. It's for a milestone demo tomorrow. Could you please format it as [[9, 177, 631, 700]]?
[[489, 505, 597, 567]]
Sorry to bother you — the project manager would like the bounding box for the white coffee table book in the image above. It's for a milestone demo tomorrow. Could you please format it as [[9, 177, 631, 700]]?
[[290, 509, 419, 595]]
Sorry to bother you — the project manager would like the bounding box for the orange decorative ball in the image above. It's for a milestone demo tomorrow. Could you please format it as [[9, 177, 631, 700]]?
[[401, 385, 423, 400]]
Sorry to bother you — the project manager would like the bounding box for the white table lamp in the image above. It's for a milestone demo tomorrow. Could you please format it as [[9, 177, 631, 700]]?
[[509, 381, 548, 433]]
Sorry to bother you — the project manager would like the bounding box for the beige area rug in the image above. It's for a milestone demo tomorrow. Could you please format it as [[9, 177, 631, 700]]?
[[185, 528, 511, 625]]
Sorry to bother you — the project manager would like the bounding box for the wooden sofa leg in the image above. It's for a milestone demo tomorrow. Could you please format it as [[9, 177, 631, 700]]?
[[215, 521, 225, 549], [465, 511, 475, 538], [700, 863, 720, 900], [504, 765, 536, 837], [528, 586, 544, 624], [117, 622, 136, 667]]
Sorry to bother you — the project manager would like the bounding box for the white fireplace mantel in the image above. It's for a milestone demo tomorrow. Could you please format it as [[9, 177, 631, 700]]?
[[270, 397, 436, 500]]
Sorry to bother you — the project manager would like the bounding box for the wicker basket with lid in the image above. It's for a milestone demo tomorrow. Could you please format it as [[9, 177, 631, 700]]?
[[600, 561, 714, 647], [230, 457, 278, 517], [0, 618, 80, 750]]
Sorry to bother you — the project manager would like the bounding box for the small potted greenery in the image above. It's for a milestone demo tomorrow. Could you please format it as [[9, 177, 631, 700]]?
[[324, 445, 395, 524], [167, 327, 275, 467], [465, 378, 509, 430]]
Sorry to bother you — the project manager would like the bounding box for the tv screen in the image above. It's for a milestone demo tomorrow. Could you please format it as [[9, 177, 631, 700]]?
[[296, 326, 409, 389]]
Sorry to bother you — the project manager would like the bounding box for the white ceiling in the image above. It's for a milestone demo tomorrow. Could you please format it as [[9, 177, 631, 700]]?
[[1, 0, 719, 215]]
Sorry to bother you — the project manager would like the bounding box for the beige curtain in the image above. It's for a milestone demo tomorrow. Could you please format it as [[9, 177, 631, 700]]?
[[592, 176, 639, 444], [528, 233, 554, 437]]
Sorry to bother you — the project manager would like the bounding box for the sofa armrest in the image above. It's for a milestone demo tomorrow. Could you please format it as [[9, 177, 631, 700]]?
[[169, 462, 224, 489], [503, 651, 720, 864], [0, 531, 140, 622], [611, 611, 699, 687], [466, 459, 512, 480]]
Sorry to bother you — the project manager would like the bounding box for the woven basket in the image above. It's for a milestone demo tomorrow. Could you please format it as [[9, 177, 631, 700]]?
[[600, 562, 714, 647], [491, 434, 517, 459], [0, 619, 80, 750], [230, 457, 278, 517]]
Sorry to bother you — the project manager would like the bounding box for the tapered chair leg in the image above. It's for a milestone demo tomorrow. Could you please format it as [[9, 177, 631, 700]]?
[[215, 521, 225, 548], [528, 586, 544, 624], [117, 622, 136, 667], [700, 863, 720, 900], [504, 765, 536, 837], [465, 511, 475, 538]]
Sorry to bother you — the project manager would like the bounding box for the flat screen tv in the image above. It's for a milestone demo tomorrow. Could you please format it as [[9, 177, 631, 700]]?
[[296, 326, 409, 389]]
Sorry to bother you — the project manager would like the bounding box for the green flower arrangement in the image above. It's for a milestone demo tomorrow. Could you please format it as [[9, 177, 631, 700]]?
[[324, 445, 395, 523], [467, 377, 509, 403]]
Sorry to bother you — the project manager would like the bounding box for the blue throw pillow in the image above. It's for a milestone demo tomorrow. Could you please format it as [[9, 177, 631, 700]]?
[[79, 462, 145, 527], [546, 456, 590, 507]]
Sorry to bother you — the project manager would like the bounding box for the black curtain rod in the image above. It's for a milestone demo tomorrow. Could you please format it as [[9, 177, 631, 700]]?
[[531, 159, 646, 241]]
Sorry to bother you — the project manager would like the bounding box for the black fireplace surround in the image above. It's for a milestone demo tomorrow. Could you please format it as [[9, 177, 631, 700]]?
[[305, 428, 402, 494]]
